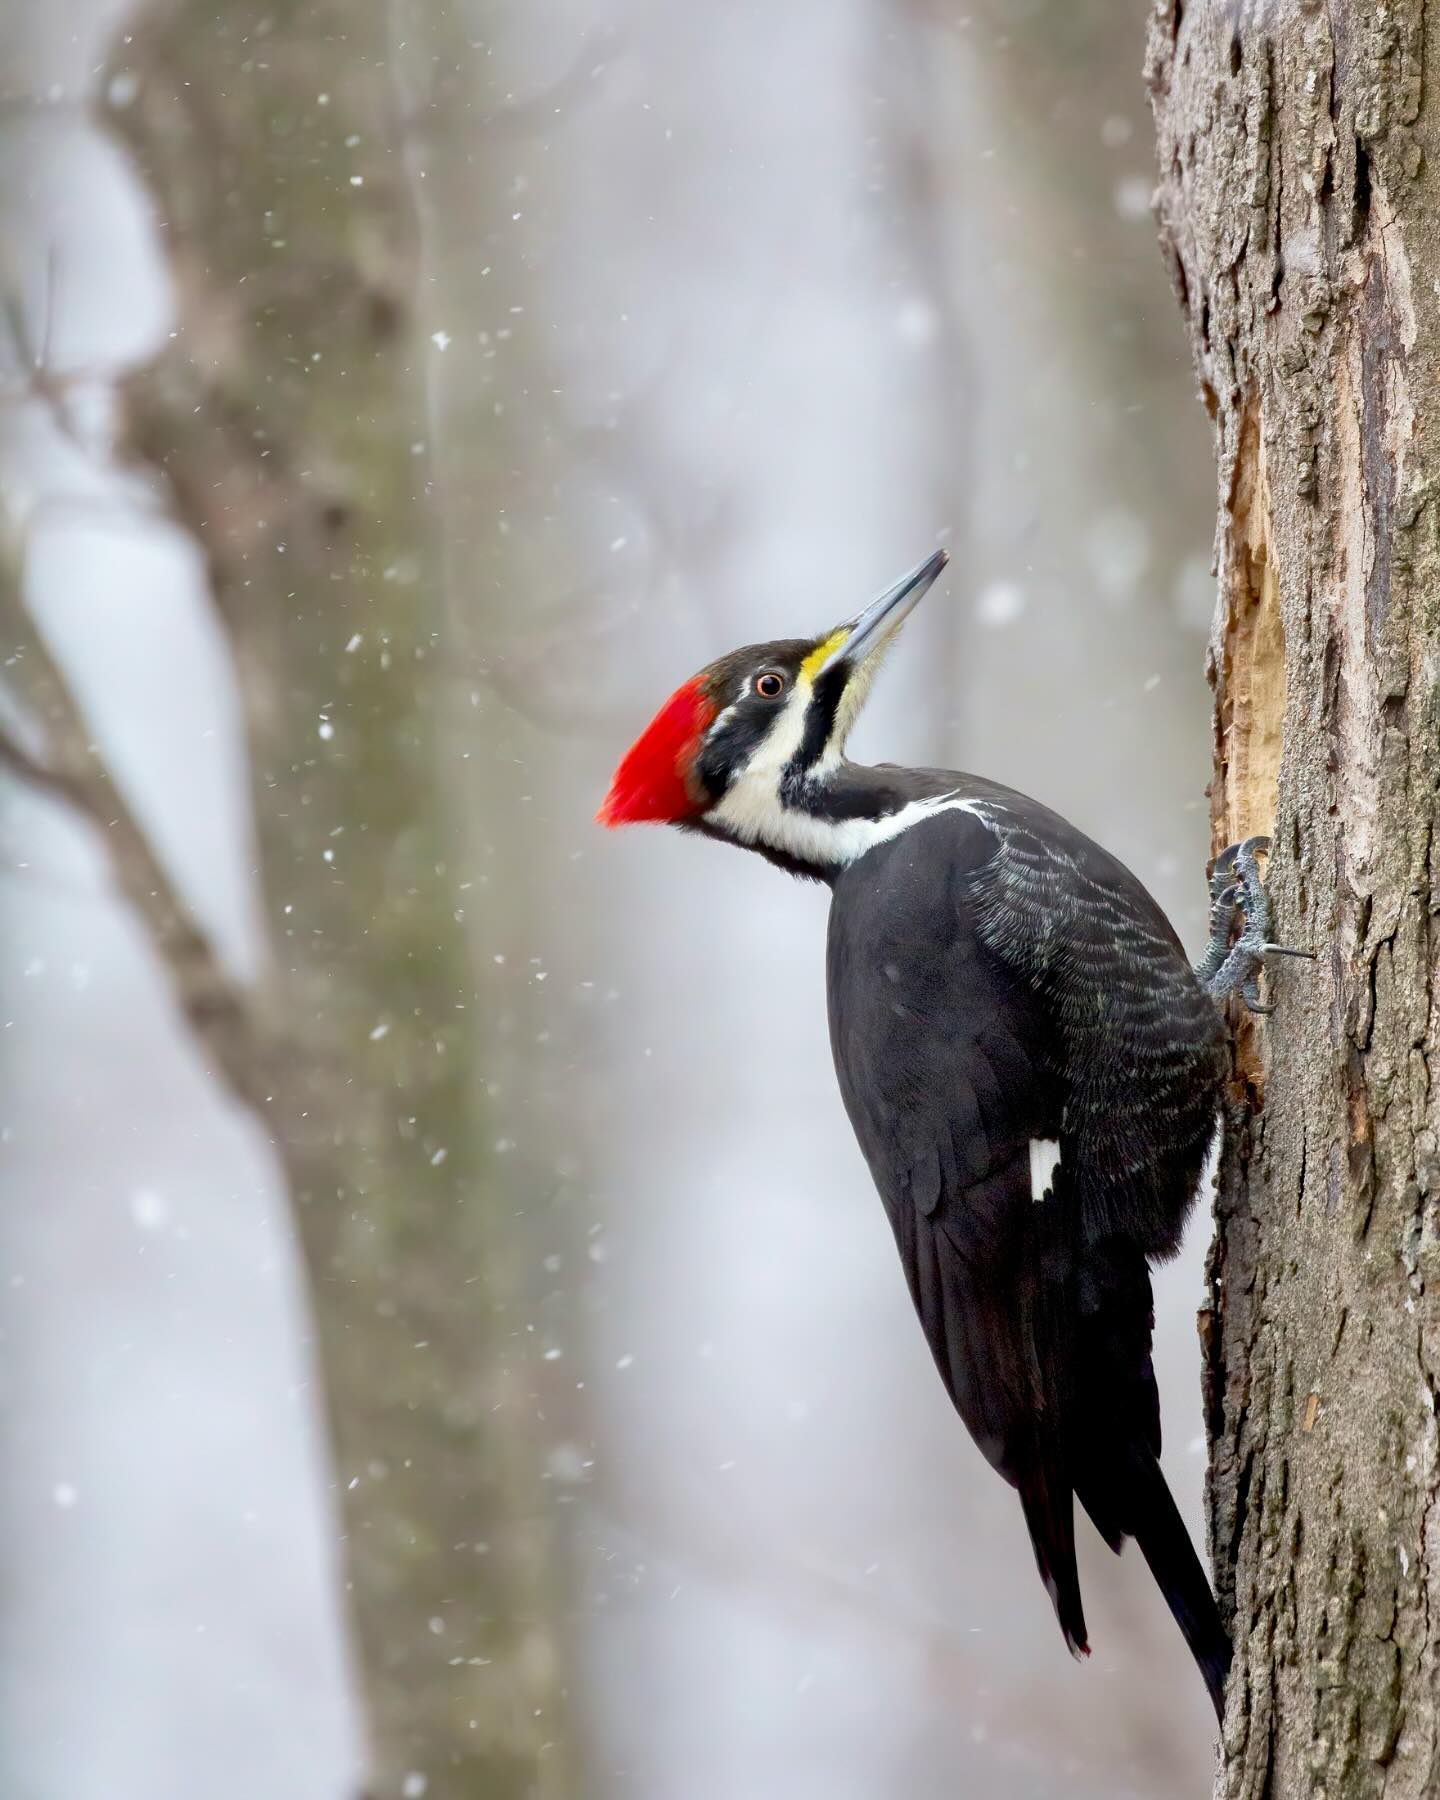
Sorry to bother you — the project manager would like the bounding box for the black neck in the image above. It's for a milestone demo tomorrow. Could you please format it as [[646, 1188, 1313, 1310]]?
[[684, 761, 951, 885], [779, 759, 923, 821]]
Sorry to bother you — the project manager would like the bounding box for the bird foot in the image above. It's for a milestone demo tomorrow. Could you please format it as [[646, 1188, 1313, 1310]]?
[[1194, 835, 1315, 1014]]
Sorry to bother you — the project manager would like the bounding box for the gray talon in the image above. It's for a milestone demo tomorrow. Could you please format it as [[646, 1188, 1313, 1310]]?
[[1196, 836, 1311, 1013], [1240, 975, 1273, 1015], [1195, 883, 1239, 986]]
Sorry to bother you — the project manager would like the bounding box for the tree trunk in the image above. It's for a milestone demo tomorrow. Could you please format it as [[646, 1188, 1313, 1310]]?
[[104, 3, 567, 1793], [1149, 4, 1440, 1794]]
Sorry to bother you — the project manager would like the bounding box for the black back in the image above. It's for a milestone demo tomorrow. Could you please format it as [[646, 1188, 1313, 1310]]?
[[826, 778, 1230, 1714]]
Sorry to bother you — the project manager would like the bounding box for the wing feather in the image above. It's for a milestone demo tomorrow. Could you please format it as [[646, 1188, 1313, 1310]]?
[[826, 800, 1228, 1705], [893, 1155, 1090, 1656]]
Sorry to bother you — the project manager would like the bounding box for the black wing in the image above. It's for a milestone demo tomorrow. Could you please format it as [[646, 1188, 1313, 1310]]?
[[929, 771, 1227, 1259], [826, 799, 1229, 1713]]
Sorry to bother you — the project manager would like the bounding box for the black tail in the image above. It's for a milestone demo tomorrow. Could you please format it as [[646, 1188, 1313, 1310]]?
[[1018, 1464, 1089, 1661], [1122, 1451, 1231, 1719], [894, 1176, 1227, 1712], [1070, 1233, 1231, 1721], [1016, 1200, 1090, 1662]]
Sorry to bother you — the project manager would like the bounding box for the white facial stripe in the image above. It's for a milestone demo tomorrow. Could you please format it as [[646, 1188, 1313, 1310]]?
[[702, 676, 811, 838], [1029, 1138, 1061, 1202]]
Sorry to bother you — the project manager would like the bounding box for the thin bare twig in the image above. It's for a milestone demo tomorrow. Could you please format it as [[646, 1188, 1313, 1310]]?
[[0, 243, 373, 1161], [0, 259, 280, 1119], [0, 546, 274, 1110], [0, 251, 118, 450]]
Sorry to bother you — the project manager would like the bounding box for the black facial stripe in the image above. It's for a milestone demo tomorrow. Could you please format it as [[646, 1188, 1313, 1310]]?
[[775, 664, 850, 809], [694, 706, 756, 799], [797, 665, 847, 766]]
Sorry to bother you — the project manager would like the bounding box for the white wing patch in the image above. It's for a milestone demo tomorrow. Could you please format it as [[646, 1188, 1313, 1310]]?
[[1029, 1137, 1061, 1202]]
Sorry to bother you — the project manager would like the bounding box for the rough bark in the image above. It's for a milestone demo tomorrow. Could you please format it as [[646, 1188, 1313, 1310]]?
[[100, 2, 567, 1793], [1149, 4, 1440, 1795]]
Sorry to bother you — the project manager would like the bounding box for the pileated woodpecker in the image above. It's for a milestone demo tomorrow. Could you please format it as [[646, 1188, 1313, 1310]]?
[[599, 550, 1295, 1720]]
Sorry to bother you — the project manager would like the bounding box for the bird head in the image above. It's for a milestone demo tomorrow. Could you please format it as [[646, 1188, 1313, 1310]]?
[[597, 549, 948, 847]]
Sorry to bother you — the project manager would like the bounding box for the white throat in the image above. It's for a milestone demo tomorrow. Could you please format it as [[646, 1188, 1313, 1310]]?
[[707, 765, 985, 871], [700, 674, 991, 871]]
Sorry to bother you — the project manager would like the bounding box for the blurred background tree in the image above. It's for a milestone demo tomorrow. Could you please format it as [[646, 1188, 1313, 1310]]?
[[108, 0, 573, 1791]]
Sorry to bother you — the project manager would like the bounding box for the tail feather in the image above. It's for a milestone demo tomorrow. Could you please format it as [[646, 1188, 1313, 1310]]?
[[899, 1170, 1228, 1713], [1071, 1230, 1231, 1721], [1018, 1468, 1089, 1659], [1018, 1200, 1089, 1659], [1109, 1450, 1230, 1721]]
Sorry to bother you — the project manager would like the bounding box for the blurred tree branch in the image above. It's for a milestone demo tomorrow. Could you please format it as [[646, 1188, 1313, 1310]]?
[[0, 519, 272, 1110]]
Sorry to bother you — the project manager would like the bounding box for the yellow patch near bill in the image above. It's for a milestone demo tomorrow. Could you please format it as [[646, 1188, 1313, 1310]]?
[[799, 628, 849, 682]]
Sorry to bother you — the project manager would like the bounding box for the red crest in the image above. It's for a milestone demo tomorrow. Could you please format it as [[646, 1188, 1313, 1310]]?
[[597, 678, 715, 826]]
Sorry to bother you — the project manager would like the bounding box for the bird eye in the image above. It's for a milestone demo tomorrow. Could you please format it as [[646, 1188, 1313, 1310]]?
[[754, 672, 786, 699]]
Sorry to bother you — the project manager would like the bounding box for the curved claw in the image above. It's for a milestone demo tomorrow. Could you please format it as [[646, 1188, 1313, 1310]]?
[[1210, 846, 1239, 881], [1211, 834, 1271, 877], [1205, 883, 1239, 920], [1196, 883, 1241, 984], [1197, 835, 1310, 1012], [1240, 975, 1274, 1016]]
